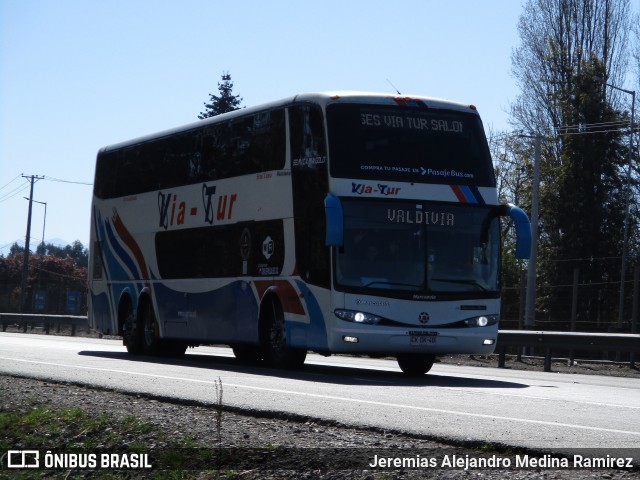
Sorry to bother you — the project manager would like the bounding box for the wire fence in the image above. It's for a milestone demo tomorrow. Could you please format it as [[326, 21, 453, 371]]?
[[501, 264, 640, 333]]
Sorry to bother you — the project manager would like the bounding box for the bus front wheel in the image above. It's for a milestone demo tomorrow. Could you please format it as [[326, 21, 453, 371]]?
[[261, 299, 306, 369], [396, 353, 435, 376]]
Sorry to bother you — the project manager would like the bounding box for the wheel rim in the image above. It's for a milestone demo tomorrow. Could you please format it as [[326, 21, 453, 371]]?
[[269, 317, 286, 355]]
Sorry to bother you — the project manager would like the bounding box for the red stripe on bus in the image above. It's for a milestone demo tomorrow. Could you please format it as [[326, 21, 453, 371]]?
[[450, 185, 468, 203], [253, 280, 306, 316], [111, 209, 149, 281]]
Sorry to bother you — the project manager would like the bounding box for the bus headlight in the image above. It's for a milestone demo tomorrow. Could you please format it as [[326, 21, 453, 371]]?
[[335, 309, 383, 325], [464, 315, 498, 327]]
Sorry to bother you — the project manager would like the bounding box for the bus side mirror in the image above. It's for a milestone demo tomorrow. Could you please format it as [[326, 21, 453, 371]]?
[[324, 193, 344, 247], [501, 204, 531, 259]]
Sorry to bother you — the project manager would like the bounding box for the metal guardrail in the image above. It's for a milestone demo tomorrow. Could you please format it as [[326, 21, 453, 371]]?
[[1, 315, 638, 372], [0, 313, 88, 336], [496, 329, 640, 371]]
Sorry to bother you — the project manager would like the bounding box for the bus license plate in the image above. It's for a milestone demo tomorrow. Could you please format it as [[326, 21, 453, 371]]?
[[410, 333, 437, 346]]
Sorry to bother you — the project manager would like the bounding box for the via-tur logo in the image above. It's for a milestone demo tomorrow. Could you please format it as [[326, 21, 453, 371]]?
[[351, 182, 401, 196]]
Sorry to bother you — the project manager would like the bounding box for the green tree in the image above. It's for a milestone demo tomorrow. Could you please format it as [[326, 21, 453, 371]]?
[[198, 72, 243, 119]]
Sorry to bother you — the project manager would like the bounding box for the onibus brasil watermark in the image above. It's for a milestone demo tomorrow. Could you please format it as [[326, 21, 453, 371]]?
[[5, 450, 151, 470]]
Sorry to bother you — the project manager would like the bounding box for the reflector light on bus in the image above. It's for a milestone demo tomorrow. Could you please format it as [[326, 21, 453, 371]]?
[[343, 336, 359, 343], [483, 339, 495, 346]]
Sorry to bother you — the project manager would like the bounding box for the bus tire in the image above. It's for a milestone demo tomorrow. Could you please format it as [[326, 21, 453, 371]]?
[[140, 299, 162, 356], [122, 299, 143, 355], [261, 299, 306, 369], [396, 353, 435, 376]]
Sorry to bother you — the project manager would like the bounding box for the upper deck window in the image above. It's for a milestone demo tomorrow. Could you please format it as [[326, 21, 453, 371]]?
[[94, 109, 285, 199], [327, 104, 495, 187]]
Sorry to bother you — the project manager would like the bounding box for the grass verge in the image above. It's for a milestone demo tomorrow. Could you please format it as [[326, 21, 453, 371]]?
[[0, 400, 211, 479]]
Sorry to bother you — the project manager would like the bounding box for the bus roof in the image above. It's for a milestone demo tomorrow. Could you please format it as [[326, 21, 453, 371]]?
[[99, 91, 481, 153]]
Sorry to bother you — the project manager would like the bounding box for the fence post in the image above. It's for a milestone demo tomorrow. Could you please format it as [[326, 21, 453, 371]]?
[[518, 270, 526, 361], [569, 267, 579, 365], [544, 348, 552, 372], [631, 266, 639, 368]]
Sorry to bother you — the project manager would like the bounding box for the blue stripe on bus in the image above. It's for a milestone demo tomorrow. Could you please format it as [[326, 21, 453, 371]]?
[[458, 185, 477, 204], [455, 185, 486, 205], [104, 220, 140, 280], [294, 280, 329, 351], [94, 210, 132, 284]]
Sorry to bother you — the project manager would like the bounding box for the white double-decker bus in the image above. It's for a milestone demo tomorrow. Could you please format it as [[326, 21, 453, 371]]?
[[88, 92, 530, 375]]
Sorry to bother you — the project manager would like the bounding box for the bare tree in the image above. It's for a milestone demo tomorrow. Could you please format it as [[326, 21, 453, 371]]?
[[508, 0, 636, 327]]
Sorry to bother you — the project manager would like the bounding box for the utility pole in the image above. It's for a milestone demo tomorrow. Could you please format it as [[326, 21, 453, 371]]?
[[19, 174, 44, 313], [521, 134, 543, 329]]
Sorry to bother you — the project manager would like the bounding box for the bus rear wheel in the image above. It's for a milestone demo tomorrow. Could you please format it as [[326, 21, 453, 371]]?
[[140, 300, 186, 357], [396, 353, 435, 376], [141, 300, 162, 356], [261, 300, 306, 369]]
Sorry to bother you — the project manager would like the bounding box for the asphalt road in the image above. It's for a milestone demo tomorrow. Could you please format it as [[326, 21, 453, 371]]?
[[1, 332, 639, 455]]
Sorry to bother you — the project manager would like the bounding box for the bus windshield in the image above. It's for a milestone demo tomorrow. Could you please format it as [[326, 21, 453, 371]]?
[[335, 200, 500, 296], [327, 104, 495, 186]]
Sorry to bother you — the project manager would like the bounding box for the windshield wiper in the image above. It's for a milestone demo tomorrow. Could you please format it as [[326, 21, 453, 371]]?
[[431, 278, 488, 292], [362, 280, 423, 289]]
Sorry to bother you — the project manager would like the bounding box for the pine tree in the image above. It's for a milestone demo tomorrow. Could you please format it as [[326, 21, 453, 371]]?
[[198, 72, 243, 119]]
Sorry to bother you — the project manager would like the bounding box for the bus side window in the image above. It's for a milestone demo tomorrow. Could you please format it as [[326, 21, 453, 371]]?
[[291, 105, 326, 160], [290, 105, 330, 288]]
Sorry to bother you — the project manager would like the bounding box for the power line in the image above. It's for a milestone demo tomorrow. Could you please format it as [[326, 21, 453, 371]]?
[[44, 176, 92, 186], [0, 175, 92, 203], [0, 183, 29, 203], [555, 127, 631, 137], [0, 175, 22, 192], [489, 118, 635, 143]]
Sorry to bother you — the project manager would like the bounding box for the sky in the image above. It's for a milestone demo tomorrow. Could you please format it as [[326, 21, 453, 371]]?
[[1, 0, 530, 255]]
